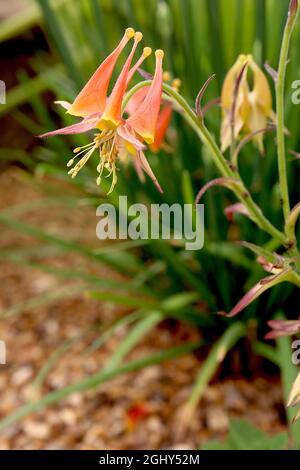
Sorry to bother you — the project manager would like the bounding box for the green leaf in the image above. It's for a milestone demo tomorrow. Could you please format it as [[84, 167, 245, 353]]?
[[202, 419, 288, 450], [0, 285, 86, 319], [36, 0, 84, 88], [104, 311, 163, 370], [227, 420, 288, 450]]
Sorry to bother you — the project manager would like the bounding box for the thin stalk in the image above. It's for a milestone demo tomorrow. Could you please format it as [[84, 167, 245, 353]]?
[[199, 125, 286, 244], [276, 1, 299, 228]]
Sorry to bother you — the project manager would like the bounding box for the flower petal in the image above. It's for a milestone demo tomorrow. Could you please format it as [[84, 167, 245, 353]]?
[[117, 123, 145, 151], [265, 318, 300, 339], [220, 55, 250, 152], [38, 117, 99, 138], [249, 56, 272, 114], [288, 372, 300, 408], [99, 32, 143, 129], [54, 100, 72, 110], [195, 177, 241, 205], [150, 104, 172, 153], [224, 203, 250, 221], [125, 87, 149, 115], [137, 151, 163, 192], [127, 50, 164, 144], [219, 268, 292, 318], [133, 154, 146, 183], [126, 47, 152, 87], [68, 28, 135, 117], [221, 55, 249, 112]]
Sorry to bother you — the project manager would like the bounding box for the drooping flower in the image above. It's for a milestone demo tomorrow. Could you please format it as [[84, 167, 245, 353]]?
[[39, 29, 164, 194], [221, 54, 275, 153]]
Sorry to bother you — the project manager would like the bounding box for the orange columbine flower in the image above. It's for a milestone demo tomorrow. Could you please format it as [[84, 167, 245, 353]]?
[[39, 29, 164, 194], [221, 54, 275, 153]]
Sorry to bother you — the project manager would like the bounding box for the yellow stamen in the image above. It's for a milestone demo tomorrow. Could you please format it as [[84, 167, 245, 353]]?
[[73, 147, 81, 153]]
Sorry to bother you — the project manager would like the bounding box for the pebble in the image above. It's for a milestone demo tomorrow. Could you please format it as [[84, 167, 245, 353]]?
[[223, 384, 246, 412], [11, 366, 33, 386], [205, 407, 229, 433], [23, 421, 51, 440]]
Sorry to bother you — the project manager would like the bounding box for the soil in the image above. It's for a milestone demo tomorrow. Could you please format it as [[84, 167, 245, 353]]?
[[0, 167, 287, 450]]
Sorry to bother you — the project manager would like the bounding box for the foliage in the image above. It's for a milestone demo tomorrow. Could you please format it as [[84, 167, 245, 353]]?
[[201, 419, 288, 450]]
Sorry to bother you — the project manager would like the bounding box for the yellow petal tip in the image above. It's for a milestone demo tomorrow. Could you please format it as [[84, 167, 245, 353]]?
[[143, 47, 152, 57], [125, 27, 135, 38], [155, 49, 164, 59], [134, 32, 143, 42]]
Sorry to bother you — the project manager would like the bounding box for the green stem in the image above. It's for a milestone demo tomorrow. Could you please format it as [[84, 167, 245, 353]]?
[[276, 3, 299, 229], [199, 125, 286, 244], [285, 196, 300, 249], [124, 82, 286, 245]]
